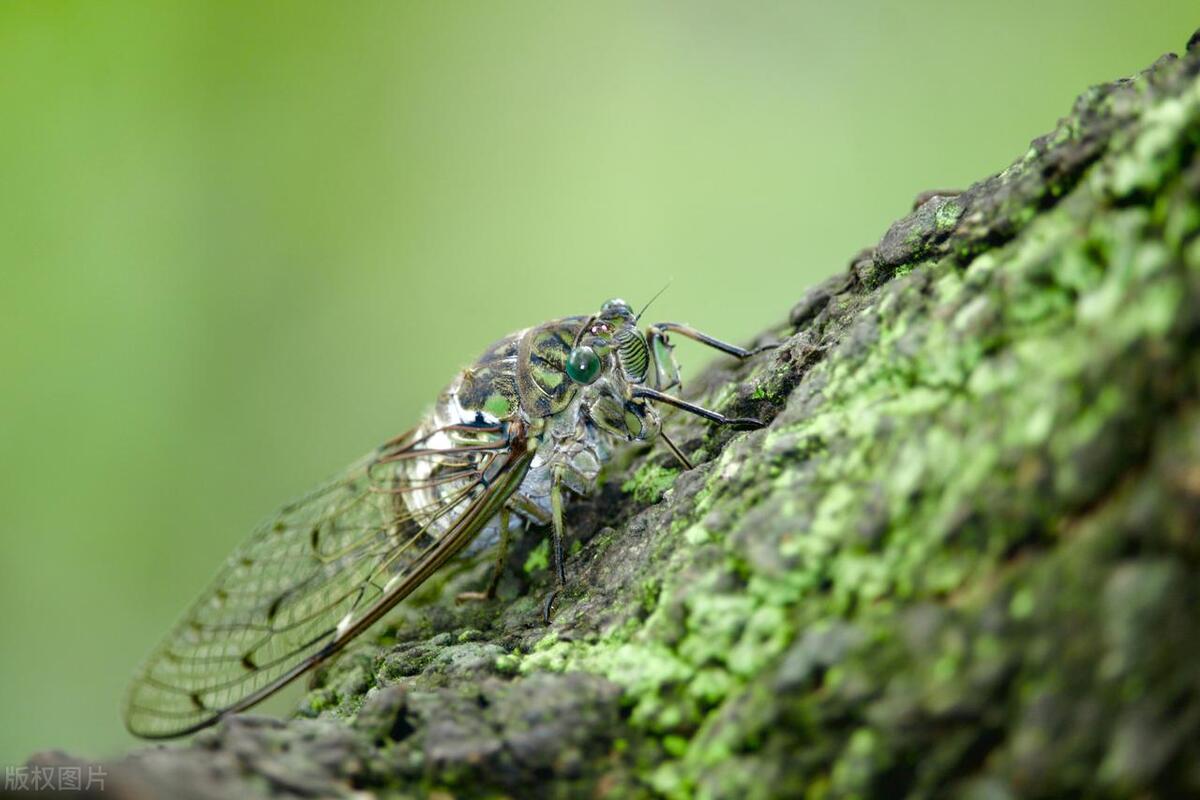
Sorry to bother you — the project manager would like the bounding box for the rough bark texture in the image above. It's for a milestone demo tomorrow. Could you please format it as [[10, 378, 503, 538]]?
[[33, 33, 1200, 800]]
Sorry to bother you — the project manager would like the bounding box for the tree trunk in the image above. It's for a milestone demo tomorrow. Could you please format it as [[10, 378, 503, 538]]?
[[33, 31, 1200, 800]]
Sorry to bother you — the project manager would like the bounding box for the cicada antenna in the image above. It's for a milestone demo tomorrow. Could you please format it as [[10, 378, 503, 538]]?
[[635, 281, 672, 324]]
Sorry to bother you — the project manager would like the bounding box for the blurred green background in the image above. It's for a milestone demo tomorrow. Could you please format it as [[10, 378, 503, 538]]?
[[0, 1, 1194, 763]]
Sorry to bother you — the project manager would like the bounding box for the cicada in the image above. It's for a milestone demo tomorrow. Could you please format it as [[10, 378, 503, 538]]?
[[123, 298, 773, 738]]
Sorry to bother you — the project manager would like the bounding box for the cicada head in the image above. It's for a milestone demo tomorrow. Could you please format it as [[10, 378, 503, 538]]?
[[567, 298, 650, 386], [560, 298, 661, 442]]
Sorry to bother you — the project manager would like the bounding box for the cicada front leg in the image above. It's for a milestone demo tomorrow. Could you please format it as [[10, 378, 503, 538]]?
[[644, 322, 779, 470], [645, 324, 683, 391], [646, 321, 778, 391], [633, 387, 768, 431]]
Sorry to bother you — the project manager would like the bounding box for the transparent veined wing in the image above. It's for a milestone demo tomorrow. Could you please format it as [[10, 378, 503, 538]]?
[[123, 420, 533, 739]]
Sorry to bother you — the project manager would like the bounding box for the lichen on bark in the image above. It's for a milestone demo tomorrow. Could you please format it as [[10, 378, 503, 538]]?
[[33, 32, 1200, 800]]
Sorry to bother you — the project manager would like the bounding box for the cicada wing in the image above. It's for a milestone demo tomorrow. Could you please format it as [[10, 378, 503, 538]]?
[[123, 423, 533, 739]]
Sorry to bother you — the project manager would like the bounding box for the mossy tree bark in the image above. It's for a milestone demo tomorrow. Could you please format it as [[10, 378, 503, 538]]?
[[35, 32, 1200, 800]]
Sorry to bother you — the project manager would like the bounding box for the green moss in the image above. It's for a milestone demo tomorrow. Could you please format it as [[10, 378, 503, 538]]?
[[523, 538, 549, 574], [935, 198, 963, 231], [623, 463, 680, 504], [1110, 81, 1200, 197], [662, 734, 689, 758], [300, 688, 334, 716], [493, 652, 520, 675], [681, 524, 711, 545], [639, 577, 662, 614]]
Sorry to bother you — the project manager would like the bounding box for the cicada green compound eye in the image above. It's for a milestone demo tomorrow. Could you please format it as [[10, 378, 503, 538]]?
[[566, 346, 601, 385]]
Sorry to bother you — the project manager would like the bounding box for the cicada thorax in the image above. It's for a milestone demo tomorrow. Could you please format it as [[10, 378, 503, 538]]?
[[366, 321, 575, 566], [515, 318, 588, 418], [454, 332, 524, 421]]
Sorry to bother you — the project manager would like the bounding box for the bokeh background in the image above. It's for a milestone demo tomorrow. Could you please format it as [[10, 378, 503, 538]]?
[[1, 1, 1195, 763]]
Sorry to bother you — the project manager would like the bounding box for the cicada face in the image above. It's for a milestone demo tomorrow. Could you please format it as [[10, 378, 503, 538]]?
[[552, 297, 661, 443]]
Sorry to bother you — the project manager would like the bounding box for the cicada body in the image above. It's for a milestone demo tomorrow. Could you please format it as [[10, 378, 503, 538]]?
[[123, 299, 772, 739]]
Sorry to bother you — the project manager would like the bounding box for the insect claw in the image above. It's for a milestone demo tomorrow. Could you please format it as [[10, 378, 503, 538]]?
[[455, 591, 493, 604], [541, 589, 560, 624], [728, 417, 768, 430]]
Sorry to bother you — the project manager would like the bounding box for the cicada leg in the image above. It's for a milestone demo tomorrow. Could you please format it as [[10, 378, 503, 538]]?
[[643, 322, 776, 470], [645, 321, 778, 391], [456, 493, 553, 604], [648, 321, 778, 360], [658, 431, 695, 471], [633, 386, 768, 431], [541, 465, 569, 622], [455, 507, 513, 604]]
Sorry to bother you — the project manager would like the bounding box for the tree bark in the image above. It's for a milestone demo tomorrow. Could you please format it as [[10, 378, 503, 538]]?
[[33, 31, 1200, 800]]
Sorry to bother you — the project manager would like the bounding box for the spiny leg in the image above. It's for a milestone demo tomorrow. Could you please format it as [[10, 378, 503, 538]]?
[[507, 492, 552, 526], [542, 465, 568, 623], [455, 492, 552, 603], [455, 506, 513, 603], [659, 430, 694, 470], [644, 321, 778, 397], [633, 386, 767, 430], [648, 322, 778, 360]]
